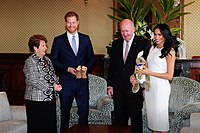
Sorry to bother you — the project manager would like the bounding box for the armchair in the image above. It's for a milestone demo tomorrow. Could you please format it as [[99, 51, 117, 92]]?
[[180, 113, 200, 133], [0, 92, 27, 133], [56, 74, 114, 132], [69, 74, 114, 126], [169, 77, 200, 133], [143, 77, 200, 133]]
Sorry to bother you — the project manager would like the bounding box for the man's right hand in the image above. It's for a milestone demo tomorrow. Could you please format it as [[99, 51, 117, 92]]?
[[107, 86, 113, 97], [67, 67, 76, 75], [130, 74, 138, 87]]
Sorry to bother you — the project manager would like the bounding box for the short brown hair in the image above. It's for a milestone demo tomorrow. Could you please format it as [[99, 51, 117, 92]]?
[[28, 34, 47, 52], [64, 11, 79, 22]]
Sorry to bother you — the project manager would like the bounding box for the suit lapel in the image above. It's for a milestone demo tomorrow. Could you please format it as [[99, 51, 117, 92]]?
[[77, 33, 83, 57], [118, 39, 124, 65]]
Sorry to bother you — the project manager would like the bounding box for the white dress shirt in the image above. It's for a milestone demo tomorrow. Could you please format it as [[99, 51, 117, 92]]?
[[67, 32, 79, 52]]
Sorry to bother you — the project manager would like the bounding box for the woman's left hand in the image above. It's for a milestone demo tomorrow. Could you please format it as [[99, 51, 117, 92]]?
[[136, 66, 150, 75]]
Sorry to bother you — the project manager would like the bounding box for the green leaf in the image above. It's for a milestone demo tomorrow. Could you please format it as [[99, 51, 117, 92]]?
[[108, 0, 194, 39], [153, 0, 194, 24], [170, 27, 182, 36], [107, 15, 122, 23], [168, 1, 194, 17], [109, 7, 130, 19], [150, 4, 162, 23], [137, 3, 151, 21]]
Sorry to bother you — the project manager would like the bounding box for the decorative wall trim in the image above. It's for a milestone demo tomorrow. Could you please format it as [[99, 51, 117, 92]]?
[[0, 53, 105, 105]]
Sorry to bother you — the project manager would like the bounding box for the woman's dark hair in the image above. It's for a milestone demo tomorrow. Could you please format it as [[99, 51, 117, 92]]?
[[153, 24, 177, 58], [28, 34, 47, 52]]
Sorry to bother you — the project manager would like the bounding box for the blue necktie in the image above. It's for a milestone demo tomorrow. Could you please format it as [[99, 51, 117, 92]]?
[[72, 36, 77, 56]]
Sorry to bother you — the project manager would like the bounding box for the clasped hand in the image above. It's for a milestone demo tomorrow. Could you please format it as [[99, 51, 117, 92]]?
[[107, 86, 113, 97], [53, 84, 62, 91], [130, 65, 150, 88], [67, 67, 76, 75], [130, 75, 138, 87], [135, 65, 150, 75]]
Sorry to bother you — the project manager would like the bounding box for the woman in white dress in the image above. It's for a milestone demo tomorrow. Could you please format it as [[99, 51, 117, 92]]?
[[135, 24, 176, 133]]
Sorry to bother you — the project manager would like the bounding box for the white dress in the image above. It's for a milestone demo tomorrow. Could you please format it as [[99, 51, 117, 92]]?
[[145, 46, 171, 131]]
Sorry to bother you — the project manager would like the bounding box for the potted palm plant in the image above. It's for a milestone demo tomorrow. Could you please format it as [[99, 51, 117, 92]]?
[[108, 0, 194, 37], [106, 0, 153, 56], [108, 0, 153, 39], [150, 0, 194, 35], [107, 0, 194, 57]]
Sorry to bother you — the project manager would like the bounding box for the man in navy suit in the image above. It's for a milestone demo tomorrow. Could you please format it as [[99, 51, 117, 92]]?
[[50, 11, 95, 132], [107, 19, 151, 133]]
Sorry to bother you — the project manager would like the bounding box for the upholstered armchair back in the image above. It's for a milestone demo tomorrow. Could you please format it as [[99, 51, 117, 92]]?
[[72, 74, 107, 108], [88, 74, 107, 107], [0, 92, 27, 133], [169, 77, 200, 112], [169, 77, 200, 133], [0, 92, 12, 122]]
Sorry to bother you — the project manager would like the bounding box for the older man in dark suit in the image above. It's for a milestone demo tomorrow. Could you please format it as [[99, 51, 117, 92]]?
[[107, 19, 151, 133], [50, 11, 95, 132]]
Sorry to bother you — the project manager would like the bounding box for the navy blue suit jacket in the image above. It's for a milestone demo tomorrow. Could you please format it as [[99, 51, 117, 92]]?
[[50, 32, 95, 86]]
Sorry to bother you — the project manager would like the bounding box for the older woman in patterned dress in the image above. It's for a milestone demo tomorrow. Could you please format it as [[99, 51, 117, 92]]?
[[23, 34, 62, 133]]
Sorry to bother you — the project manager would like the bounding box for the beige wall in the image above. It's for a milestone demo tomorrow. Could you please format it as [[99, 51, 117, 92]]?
[[0, 0, 199, 58], [184, 0, 200, 59], [0, 0, 113, 55]]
